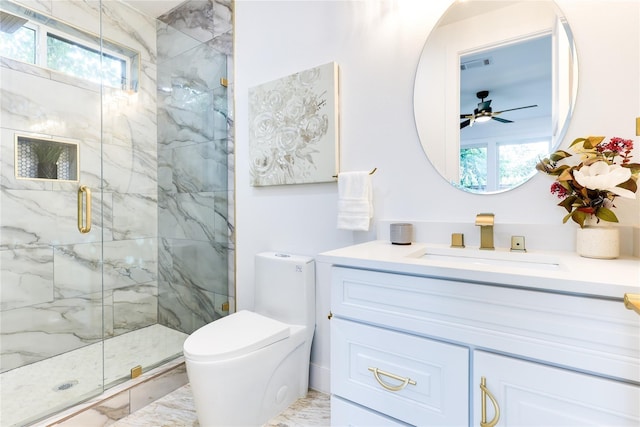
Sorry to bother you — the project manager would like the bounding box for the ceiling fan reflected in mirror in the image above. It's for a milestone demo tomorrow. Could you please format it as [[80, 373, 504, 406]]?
[[460, 90, 537, 129]]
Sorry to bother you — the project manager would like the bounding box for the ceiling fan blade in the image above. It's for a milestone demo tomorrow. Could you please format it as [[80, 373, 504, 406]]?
[[477, 100, 491, 111], [460, 114, 473, 119], [460, 119, 471, 129], [494, 104, 538, 114], [492, 117, 513, 124]]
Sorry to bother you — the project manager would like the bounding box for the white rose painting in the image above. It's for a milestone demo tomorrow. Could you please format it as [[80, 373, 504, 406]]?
[[248, 62, 339, 186]]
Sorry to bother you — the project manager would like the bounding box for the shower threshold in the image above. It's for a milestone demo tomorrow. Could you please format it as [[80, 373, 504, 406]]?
[[1, 324, 188, 427]]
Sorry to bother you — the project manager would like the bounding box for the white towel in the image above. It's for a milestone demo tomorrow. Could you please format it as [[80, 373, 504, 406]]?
[[337, 171, 373, 231]]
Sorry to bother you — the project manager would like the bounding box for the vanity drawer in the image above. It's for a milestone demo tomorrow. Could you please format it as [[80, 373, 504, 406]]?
[[331, 266, 640, 382], [331, 395, 410, 426], [331, 317, 469, 426]]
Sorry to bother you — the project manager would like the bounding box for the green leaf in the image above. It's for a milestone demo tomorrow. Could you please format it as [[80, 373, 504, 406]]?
[[549, 150, 573, 162], [569, 138, 587, 148], [596, 207, 619, 223], [616, 178, 637, 194], [571, 209, 589, 228], [558, 196, 577, 213]]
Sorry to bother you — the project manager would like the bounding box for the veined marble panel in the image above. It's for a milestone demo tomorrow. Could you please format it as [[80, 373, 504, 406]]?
[[0, 65, 101, 143], [103, 88, 157, 152], [157, 51, 227, 149], [0, 247, 54, 310], [173, 142, 227, 192], [0, 293, 103, 372], [206, 30, 233, 56], [14, 0, 52, 15], [158, 40, 227, 98], [157, 21, 202, 63], [158, 0, 232, 44], [158, 192, 218, 241], [113, 283, 158, 336], [54, 238, 157, 298], [102, 0, 157, 64], [50, 0, 101, 36], [158, 238, 227, 333], [102, 143, 158, 194], [112, 193, 158, 240], [0, 188, 108, 250]]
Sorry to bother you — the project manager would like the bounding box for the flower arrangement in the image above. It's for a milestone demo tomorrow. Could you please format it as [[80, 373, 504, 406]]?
[[536, 136, 639, 228]]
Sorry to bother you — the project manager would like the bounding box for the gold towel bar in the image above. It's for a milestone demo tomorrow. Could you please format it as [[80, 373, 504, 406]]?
[[333, 168, 377, 178]]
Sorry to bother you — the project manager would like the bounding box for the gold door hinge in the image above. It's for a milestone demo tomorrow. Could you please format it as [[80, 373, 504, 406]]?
[[221, 301, 230, 311]]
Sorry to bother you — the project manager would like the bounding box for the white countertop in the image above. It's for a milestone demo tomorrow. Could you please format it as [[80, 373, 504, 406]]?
[[318, 240, 640, 299]]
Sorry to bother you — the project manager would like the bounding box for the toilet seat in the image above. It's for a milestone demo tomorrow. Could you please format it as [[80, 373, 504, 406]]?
[[183, 310, 290, 362]]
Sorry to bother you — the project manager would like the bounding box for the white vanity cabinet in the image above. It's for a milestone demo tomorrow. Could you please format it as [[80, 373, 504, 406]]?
[[328, 264, 640, 426]]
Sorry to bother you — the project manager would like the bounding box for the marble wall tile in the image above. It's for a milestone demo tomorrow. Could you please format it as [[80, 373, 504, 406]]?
[[53, 242, 103, 298], [156, 21, 201, 63], [103, 239, 158, 291], [173, 141, 227, 192], [113, 283, 158, 336], [50, 0, 101, 35], [158, 238, 227, 333], [102, 143, 158, 194], [0, 67, 101, 143], [0, 247, 54, 310], [158, 192, 217, 241], [0, 294, 103, 372], [102, 1, 157, 64], [111, 193, 158, 240], [158, 0, 232, 44], [0, 189, 108, 250], [16, 0, 52, 15]]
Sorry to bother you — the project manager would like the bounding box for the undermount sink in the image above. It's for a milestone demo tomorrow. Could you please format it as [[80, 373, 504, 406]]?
[[411, 246, 561, 270]]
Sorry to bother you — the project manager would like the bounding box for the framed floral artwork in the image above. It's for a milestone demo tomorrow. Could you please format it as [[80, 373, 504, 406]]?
[[248, 62, 339, 186]]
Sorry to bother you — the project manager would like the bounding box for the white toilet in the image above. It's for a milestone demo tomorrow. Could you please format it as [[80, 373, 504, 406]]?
[[183, 252, 316, 427]]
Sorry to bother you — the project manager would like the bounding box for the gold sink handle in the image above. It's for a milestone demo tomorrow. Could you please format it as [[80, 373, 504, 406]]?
[[623, 293, 640, 315]]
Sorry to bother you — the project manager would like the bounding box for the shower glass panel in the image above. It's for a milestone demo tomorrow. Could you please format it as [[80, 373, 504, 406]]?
[[0, 1, 105, 425], [1, 0, 231, 424]]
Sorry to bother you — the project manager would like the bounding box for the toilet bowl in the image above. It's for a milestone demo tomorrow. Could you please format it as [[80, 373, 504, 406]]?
[[184, 252, 315, 427]]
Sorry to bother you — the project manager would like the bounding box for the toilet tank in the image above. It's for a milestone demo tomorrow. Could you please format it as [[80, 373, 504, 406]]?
[[254, 252, 315, 328]]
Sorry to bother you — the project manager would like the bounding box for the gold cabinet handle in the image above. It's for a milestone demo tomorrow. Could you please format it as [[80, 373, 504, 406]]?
[[624, 293, 640, 315], [77, 185, 91, 234], [480, 377, 500, 427], [368, 367, 416, 392]]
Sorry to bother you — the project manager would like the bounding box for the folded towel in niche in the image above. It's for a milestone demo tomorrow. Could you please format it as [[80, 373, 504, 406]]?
[[337, 171, 373, 231]]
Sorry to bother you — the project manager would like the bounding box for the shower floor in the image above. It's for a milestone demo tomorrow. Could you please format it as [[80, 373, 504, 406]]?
[[0, 324, 188, 427]]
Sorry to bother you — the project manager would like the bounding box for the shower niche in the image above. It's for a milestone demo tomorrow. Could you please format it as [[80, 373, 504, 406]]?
[[15, 133, 79, 181]]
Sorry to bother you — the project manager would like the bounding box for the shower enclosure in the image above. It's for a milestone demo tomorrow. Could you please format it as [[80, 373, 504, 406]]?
[[0, 0, 234, 425]]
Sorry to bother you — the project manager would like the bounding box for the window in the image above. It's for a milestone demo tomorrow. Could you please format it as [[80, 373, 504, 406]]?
[[460, 139, 549, 192], [0, 5, 138, 91], [0, 23, 35, 63]]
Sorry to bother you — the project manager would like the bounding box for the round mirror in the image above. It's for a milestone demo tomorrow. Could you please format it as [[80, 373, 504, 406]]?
[[414, 0, 578, 194]]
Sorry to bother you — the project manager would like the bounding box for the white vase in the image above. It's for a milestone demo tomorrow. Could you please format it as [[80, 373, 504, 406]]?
[[575, 223, 620, 259]]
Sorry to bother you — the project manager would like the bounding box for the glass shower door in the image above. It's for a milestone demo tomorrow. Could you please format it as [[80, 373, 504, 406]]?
[[0, 1, 105, 425]]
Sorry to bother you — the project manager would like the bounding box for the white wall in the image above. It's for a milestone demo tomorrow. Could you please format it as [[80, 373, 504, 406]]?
[[235, 0, 640, 392]]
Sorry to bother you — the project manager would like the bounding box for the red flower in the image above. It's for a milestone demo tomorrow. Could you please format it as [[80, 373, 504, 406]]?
[[550, 181, 568, 199]]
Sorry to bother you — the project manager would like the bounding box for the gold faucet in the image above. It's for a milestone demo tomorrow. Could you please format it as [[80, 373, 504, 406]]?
[[476, 213, 495, 250]]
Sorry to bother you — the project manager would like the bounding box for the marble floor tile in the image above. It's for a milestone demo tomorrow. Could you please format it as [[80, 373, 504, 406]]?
[[1, 324, 187, 427], [112, 385, 330, 427]]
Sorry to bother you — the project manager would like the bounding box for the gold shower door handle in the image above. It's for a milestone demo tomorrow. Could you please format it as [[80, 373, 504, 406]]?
[[77, 185, 91, 234], [624, 293, 640, 315], [480, 377, 500, 427], [367, 367, 416, 392]]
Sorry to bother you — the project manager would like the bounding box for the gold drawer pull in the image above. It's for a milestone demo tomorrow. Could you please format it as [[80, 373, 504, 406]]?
[[480, 377, 500, 427], [368, 367, 416, 392], [624, 293, 640, 315]]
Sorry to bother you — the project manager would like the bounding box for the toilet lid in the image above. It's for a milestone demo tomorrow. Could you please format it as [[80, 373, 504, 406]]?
[[183, 310, 290, 362]]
